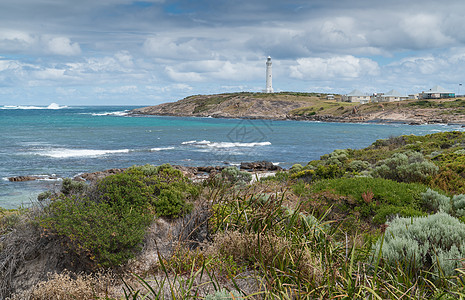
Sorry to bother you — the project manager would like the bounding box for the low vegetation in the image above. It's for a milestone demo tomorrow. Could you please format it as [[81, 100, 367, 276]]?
[[3, 132, 465, 299]]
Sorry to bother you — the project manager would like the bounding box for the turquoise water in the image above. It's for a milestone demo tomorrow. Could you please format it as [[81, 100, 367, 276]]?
[[1, 105, 462, 209]]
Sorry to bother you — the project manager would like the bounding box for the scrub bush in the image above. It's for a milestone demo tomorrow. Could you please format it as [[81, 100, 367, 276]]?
[[421, 189, 452, 214], [371, 151, 438, 183], [374, 212, 465, 276], [39, 164, 197, 268], [452, 194, 465, 217], [204, 288, 243, 300], [320, 149, 349, 166], [421, 189, 465, 218], [347, 160, 371, 172], [218, 167, 252, 186], [40, 195, 152, 268], [61, 178, 87, 195], [289, 163, 304, 173], [291, 164, 344, 182], [310, 177, 427, 225]]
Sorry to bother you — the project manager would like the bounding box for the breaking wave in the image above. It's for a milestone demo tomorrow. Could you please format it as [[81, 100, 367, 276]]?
[[31, 145, 176, 158], [1, 103, 68, 110], [34, 148, 131, 158], [80, 110, 129, 117], [181, 140, 271, 148], [150, 147, 175, 152]]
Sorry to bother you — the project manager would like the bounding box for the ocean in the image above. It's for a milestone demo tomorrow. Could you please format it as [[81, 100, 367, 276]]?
[[1, 104, 462, 209]]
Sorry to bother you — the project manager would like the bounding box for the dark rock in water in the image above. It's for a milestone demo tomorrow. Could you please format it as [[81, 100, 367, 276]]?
[[197, 166, 223, 173], [240, 161, 282, 171], [75, 168, 126, 182], [8, 175, 57, 182], [8, 176, 39, 182]]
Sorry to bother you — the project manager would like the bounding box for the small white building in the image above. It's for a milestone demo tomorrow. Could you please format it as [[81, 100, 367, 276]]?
[[374, 89, 408, 102], [420, 85, 455, 99], [342, 90, 370, 104]]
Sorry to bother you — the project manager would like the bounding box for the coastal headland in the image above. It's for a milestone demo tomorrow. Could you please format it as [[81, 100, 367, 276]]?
[[131, 92, 465, 125]]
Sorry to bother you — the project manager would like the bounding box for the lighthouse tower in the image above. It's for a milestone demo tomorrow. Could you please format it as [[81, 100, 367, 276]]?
[[265, 56, 273, 93]]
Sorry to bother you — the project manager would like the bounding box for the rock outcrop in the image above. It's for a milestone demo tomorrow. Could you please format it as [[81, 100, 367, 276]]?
[[8, 175, 57, 182]]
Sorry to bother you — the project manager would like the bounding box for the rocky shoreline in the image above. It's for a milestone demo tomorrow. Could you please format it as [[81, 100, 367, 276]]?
[[7, 161, 283, 184]]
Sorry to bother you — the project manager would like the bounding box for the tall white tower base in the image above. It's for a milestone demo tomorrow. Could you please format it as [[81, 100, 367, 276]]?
[[265, 56, 273, 93]]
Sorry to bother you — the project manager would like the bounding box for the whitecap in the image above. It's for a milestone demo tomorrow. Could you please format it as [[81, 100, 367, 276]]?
[[1, 103, 67, 110], [182, 140, 271, 148], [35, 148, 130, 158], [150, 147, 175, 152], [182, 140, 210, 145], [91, 111, 129, 116], [47, 103, 68, 109]]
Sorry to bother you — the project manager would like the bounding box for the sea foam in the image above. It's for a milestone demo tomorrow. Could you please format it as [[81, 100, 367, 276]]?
[[80, 110, 129, 117], [182, 140, 271, 148], [150, 147, 175, 152], [1, 103, 68, 110], [36, 149, 130, 158]]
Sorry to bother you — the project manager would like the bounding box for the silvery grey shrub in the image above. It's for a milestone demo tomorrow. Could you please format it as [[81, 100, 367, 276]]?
[[374, 212, 465, 276]]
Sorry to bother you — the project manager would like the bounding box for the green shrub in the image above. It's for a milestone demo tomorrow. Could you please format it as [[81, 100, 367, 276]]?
[[452, 194, 465, 217], [94, 166, 195, 218], [310, 177, 427, 225], [373, 205, 426, 224], [40, 195, 152, 268], [374, 212, 465, 276], [260, 170, 289, 182], [292, 181, 308, 196], [289, 163, 304, 173], [37, 191, 53, 201], [371, 151, 438, 183], [39, 165, 197, 267], [320, 149, 349, 167], [127, 163, 161, 176], [291, 164, 344, 182], [61, 178, 87, 195], [421, 189, 465, 218], [218, 167, 252, 186], [94, 172, 158, 209], [204, 288, 243, 300], [155, 187, 193, 218], [421, 189, 452, 214], [347, 160, 371, 172]]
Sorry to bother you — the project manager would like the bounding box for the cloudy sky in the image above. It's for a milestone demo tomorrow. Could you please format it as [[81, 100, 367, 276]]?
[[1, 0, 465, 105]]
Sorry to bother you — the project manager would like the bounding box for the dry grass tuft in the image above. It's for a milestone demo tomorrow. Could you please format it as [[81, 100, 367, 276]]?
[[9, 271, 120, 300], [205, 231, 323, 283]]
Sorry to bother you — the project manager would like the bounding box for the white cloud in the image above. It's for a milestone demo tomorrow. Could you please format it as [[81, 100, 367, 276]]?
[[114, 51, 134, 68], [290, 56, 380, 80], [143, 37, 207, 60], [165, 66, 204, 82], [45, 37, 81, 56], [0, 30, 36, 51], [400, 14, 454, 48], [164, 60, 261, 82]]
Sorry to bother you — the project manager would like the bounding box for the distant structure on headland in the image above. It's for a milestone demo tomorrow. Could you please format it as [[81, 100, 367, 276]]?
[[341, 85, 456, 104], [265, 56, 273, 93]]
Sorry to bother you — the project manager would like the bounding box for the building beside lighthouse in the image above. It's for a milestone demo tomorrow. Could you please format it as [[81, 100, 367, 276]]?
[[265, 56, 273, 93]]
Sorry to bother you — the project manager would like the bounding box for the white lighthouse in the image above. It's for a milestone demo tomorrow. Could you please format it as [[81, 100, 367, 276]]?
[[265, 56, 273, 93]]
